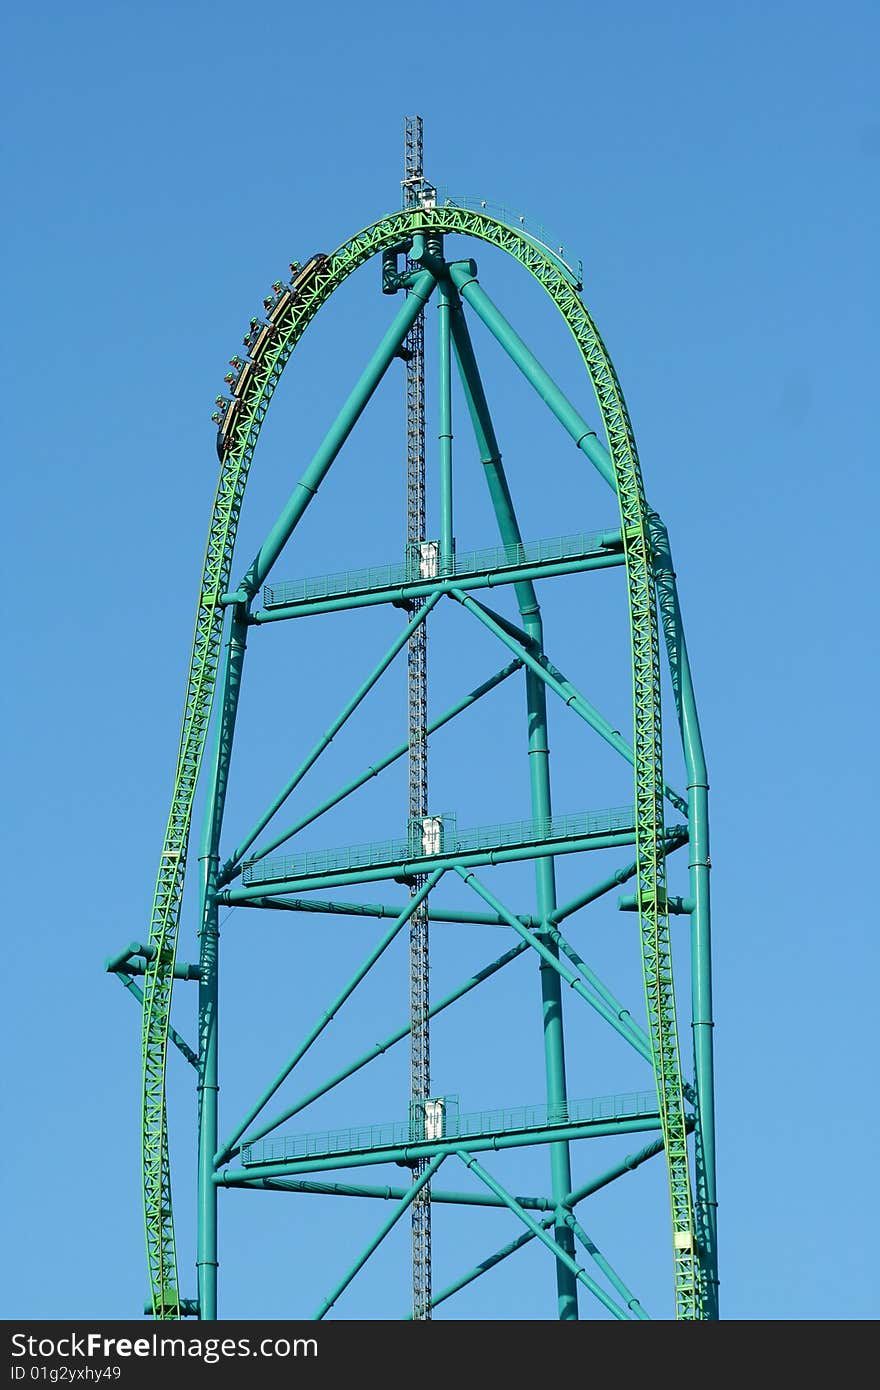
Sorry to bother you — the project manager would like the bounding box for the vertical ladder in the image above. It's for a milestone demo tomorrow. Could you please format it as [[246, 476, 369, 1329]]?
[[403, 114, 432, 1322]]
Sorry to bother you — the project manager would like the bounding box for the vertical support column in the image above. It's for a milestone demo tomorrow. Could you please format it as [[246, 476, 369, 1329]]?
[[403, 113, 432, 1322], [527, 623, 579, 1321], [649, 514, 718, 1317], [450, 296, 578, 1319], [438, 281, 454, 575], [197, 609, 247, 1320]]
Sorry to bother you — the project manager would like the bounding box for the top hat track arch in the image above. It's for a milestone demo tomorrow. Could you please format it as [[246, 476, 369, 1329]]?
[[113, 136, 718, 1322]]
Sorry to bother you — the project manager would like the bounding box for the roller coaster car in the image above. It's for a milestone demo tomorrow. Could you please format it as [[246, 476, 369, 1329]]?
[[213, 394, 240, 460], [291, 253, 328, 294], [223, 356, 254, 398], [233, 359, 254, 398], [266, 254, 329, 327], [266, 286, 294, 327], [248, 319, 275, 360], [243, 318, 262, 352]]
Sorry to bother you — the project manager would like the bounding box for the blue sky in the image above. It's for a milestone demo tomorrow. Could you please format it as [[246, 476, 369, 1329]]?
[[4, 0, 878, 1322]]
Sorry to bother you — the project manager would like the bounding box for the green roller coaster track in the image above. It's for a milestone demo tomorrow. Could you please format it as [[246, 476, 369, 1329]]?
[[132, 197, 716, 1321]]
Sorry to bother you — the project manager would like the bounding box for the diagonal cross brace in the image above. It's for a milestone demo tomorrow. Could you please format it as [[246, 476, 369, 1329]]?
[[216, 867, 445, 1164], [454, 1150, 631, 1320], [312, 1154, 445, 1320], [454, 866, 651, 1066], [451, 587, 686, 813]]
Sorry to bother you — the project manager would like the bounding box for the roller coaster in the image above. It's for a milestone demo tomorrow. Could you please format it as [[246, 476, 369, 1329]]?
[[108, 119, 717, 1321]]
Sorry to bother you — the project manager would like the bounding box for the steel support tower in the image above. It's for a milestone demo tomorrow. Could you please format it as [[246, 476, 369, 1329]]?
[[109, 124, 718, 1321]]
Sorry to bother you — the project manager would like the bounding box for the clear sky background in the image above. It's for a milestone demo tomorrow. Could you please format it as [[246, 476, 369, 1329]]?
[[3, 1, 877, 1323]]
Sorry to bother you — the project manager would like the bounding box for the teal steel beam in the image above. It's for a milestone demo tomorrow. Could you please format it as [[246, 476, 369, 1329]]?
[[234, 268, 438, 600], [471, 594, 686, 812], [650, 513, 717, 1316], [466, 594, 536, 650], [311, 1155, 445, 1320], [106, 944, 200, 981], [143, 1299, 200, 1318], [216, 1115, 663, 1182], [526, 637, 580, 1317], [563, 1214, 650, 1320], [410, 1223, 542, 1316], [219, 827, 643, 903], [239, 893, 540, 930], [452, 586, 686, 813], [438, 281, 454, 572], [215, 868, 445, 1165], [447, 262, 616, 490], [566, 1134, 668, 1204], [453, 1152, 631, 1320], [215, 941, 528, 1158], [452, 287, 584, 1314], [220, 657, 522, 883], [220, 594, 439, 876], [196, 609, 247, 1320], [543, 923, 652, 1061], [114, 974, 199, 1069], [250, 550, 624, 622], [549, 836, 687, 924], [549, 859, 641, 925], [413, 1136, 667, 1315], [455, 866, 653, 1067], [448, 282, 541, 623], [618, 892, 694, 914], [238, 1176, 551, 1210]]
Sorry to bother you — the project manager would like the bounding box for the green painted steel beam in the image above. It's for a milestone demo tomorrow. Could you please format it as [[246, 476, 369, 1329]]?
[[216, 941, 529, 1161], [549, 837, 687, 924], [216, 1115, 663, 1183], [106, 943, 200, 981], [219, 827, 644, 904], [438, 280, 454, 572], [450, 281, 579, 1314], [452, 586, 686, 814], [543, 922, 652, 1061], [143, 1300, 200, 1319], [234, 892, 540, 930], [448, 282, 541, 624], [411, 1136, 667, 1316], [115, 974, 199, 1070], [466, 594, 536, 650], [409, 1222, 541, 1317], [618, 891, 694, 914], [650, 513, 717, 1316], [454, 866, 653, 1065], [260, 527, 620, 611], [453, 1151, 631, 1320], [249, 549, 625, 622], [236, 1176, 552, 1210], [446, 263, 615, 489], [196, 609, 247, 1320], [232, 808, 643, 895], [237, 1090, 655, 1170], [215, 869, 444, 1166], [235, 268, 438, 600], [220, 657, 523, 884], [221, 594, 438, 874], [563, 1214, 650, 1320], [311, 1155, 445, 1320]]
